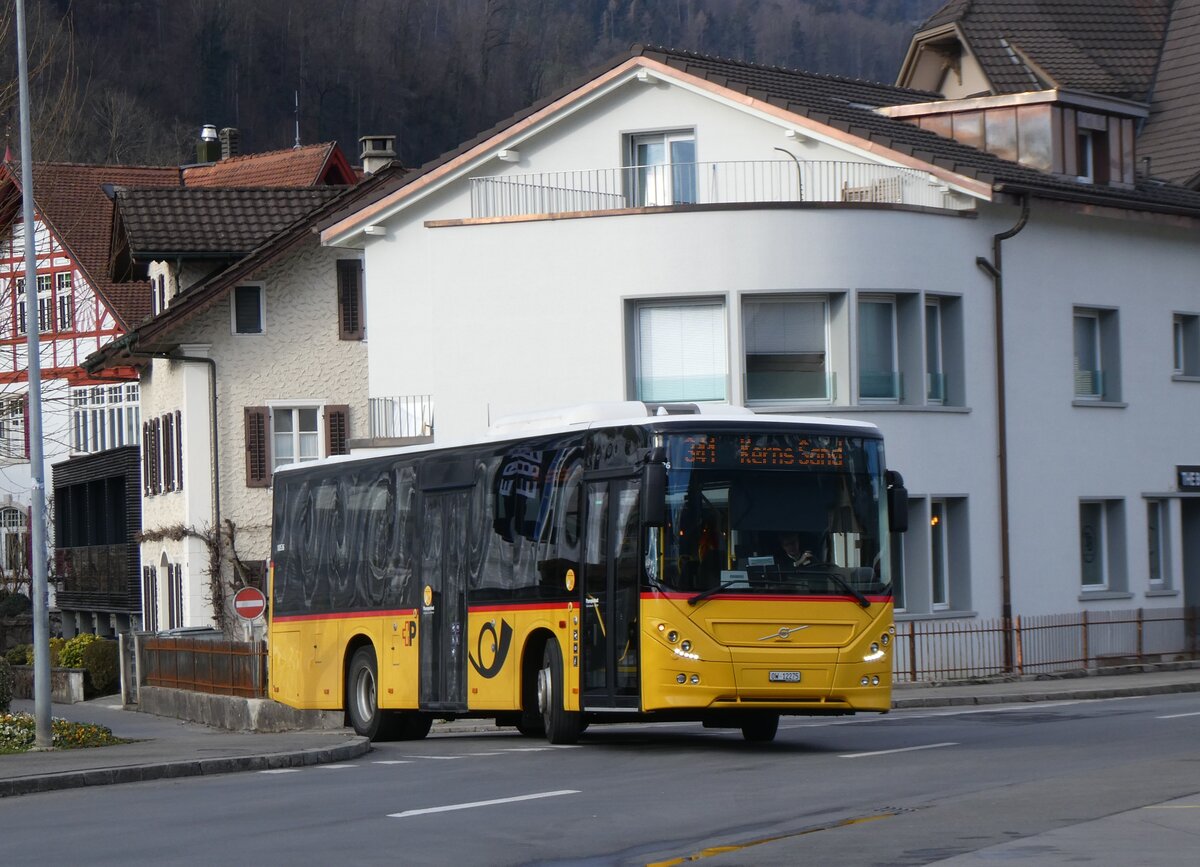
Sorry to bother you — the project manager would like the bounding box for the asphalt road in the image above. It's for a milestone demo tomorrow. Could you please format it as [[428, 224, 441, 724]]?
[[5, 692, 1200, 866]]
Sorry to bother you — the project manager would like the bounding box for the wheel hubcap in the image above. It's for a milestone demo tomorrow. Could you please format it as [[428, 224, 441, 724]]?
[[537, 665, 551, 716], [356, 668, 376, 721]]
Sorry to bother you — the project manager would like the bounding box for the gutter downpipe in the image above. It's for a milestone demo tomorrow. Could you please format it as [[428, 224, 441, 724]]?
[[976, 194, 1030, 674]]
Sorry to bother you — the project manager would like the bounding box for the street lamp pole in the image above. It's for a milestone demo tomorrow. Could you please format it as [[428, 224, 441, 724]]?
[[15, 0, 53, 749]]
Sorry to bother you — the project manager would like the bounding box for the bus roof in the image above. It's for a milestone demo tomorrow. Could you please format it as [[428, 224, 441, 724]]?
[[274, 402, 881, 476]]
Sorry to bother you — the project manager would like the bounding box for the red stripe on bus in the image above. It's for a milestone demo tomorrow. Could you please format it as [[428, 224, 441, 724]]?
[[272, 608, 417, 623]]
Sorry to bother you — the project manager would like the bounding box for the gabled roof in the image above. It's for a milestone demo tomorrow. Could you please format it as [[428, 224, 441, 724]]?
[[85, 162, 406, 373], [0, 162, 179, 329], [1137, 0, 1200, 186], [180, 142, 357, 187], [916, 0, 1173, 100], [110, 187, 346, 275], [321, 45, 1200, 243]]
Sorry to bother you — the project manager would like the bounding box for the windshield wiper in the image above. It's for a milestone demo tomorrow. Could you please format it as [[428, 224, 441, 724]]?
[[821, 570, 871, 609], [687, 579, 749, 606]]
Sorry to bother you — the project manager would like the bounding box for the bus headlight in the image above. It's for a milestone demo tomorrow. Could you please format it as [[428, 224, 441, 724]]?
[[667, 630, 679, 644], [881, 633, 890, 646], [677, 673, 687, 684], [680, 640, 692, 652], [863, 649, 885, 662]]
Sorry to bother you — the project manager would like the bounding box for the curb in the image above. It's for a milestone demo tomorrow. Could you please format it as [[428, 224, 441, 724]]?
[[892, 679, 1200, 709], [0, 736, 370, 799]]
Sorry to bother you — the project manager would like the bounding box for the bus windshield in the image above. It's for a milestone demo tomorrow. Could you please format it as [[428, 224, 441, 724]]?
[[648, 432, 891, 599]]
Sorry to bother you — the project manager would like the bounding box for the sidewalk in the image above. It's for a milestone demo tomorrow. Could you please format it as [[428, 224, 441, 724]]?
[[3, 661, 1199, 798]]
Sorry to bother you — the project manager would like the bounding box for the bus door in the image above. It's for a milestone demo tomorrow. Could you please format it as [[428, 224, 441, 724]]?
[[419, 489, 469, 712], [581, 478, 641, 709]]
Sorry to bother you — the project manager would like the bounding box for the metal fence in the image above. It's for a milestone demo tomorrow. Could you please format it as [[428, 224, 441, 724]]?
[[469, 160, 968, 219], [140, 633, 267, 697], [895, 607, 1198, 683], [368, 394, 434, 440]]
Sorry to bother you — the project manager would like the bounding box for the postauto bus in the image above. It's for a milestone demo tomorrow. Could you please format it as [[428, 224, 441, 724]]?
[[267, 402, 907, 744]]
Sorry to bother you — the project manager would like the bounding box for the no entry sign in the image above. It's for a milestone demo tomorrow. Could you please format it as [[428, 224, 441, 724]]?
[[233, 586, 267, 621]]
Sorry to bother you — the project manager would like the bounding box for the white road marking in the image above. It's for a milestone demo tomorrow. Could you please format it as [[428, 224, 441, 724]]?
[[401, 755, 464, 760], [1156, 711, 1200, 719], [499, 747, 557, 752], [840, 742, 958, 758], [389, 790, 580, 818], [259, 769, 302, 774], [464, 752, 505, 756], [317, 764, 356, 769], [372, 760, 411, 765]]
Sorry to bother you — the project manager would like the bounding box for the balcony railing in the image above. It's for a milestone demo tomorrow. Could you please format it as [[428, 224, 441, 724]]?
[[55, 544, 130, 597], [368, 394, 434, 440], [469, 160, 969, 219]]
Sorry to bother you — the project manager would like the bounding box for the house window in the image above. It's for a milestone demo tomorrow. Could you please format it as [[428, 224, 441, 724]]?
[[153, 274, 168, 316], [14, 276, 26, 336], [166, 562, 184, 629], [858, 297, 900, 401], [232, 284, 264, 334], [337, 259, 365, 340], [245, 404, 347, 487], [632, 300, 726, 402], [70, 383, 140, 455], [272, 407, 320, 471], [1073, 307, 1120, 401], [1174, 313, 1199, 377], [930, 499, 949, 608], [1147, 499, 1169, 587], [56, 272, 73, 331], [1080, 499, 1126, 591], [0, 395, 27, 460], [1075, 128, 1110, 184], [0, 507, 27, 575], [743, 296, 830, 401], [925, 299, 944, 403], [36, 274, 53, 333], [627, 131, 697, 207], [142, 566, 159, 633]]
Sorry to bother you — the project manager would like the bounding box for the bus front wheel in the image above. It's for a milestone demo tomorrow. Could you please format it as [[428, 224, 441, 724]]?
[[538, 641, 580, 745]]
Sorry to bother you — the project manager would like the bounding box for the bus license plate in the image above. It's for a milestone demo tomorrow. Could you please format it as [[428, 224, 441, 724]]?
[[769, 671, 801, 683]]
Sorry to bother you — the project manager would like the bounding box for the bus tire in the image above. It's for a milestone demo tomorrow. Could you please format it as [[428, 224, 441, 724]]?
[[741, 712, 780, 743], [538, 640, 580, 745], [347, 645, 392, 741], [394, 712, 432, 740]]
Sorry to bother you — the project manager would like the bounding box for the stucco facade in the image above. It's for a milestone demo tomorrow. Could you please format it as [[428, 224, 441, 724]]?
[[138, 240, 367, 630], [326, 54, 1200, 633]]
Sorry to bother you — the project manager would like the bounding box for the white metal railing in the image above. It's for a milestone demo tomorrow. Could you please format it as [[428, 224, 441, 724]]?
[[469, 160, 969, 219], [368, 394, 434, 440]]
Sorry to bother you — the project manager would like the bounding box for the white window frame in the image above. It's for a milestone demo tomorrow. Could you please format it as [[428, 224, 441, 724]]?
[[56, 272, 73, 331], [627, 129, 698, 207], [231, 283, 266, 335], [742, 294, 831, 403], [0, 395, 26, 460], [858, 295, 900, 403], [1146, 499, 1169, 588], [14, 276, 26, 336], [925, 298, 944, 404], [1076, 130, 1095, 182], [268, 402, 324, 471], [69, 383, 140, 455], [930, 498, 949, 610], [1174, 313, 1200, 378], [631, 298, 727, 404], [1073, 310, 1102, 399], [1080, 500, 1109, 589]]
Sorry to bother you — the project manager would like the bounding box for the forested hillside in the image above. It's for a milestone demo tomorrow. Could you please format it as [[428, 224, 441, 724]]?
[[2, 0, 943, 168]]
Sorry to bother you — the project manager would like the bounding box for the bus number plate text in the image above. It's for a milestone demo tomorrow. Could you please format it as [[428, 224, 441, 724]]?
[[769, 671, 801, 683]]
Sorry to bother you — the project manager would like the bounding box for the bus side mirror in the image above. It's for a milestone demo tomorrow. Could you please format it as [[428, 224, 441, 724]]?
[[643, 454, 668, 528], [886, 470, 908, 534]]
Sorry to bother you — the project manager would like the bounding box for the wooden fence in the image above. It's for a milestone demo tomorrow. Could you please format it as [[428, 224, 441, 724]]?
[[141, 634, 267, 697], [894, 607, 1198, 683]]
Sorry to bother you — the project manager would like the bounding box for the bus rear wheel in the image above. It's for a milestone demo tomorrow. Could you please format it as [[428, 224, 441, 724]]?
[[741, 712, 780, 743], [538, 641, 580, 745], [347, 646, 387, 740]]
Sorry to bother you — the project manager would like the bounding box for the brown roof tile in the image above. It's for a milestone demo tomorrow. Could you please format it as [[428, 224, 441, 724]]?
[[1138, 0, 1200, 185], [920, 0, 1173, 100], [181, 142, 346, 187]]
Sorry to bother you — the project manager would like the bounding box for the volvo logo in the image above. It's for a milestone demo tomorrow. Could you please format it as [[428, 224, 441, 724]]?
[[758, 625, 809, 641]]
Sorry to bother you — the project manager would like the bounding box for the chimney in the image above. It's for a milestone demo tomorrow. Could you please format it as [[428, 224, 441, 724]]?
[[196, 125, 220, 163], [359, 134, 397, 175], [219, 127, 241, 160]]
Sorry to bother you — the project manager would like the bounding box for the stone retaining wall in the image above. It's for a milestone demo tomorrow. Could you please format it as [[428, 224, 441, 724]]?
[[10, 666, 86, 704]]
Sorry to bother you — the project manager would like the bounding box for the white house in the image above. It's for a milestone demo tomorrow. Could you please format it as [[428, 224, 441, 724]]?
[[318, 45, 1200, 650]]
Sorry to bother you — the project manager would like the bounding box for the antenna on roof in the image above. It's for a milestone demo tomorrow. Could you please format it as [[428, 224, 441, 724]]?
[[294, 90, 301, 149]]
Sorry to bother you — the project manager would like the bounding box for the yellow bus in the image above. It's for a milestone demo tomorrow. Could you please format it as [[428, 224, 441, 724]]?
[[267, 403, 908, 744]]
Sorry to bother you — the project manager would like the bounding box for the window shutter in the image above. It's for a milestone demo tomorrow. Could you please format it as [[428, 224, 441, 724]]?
[[175, 410, 183, 492], [325, 405, 349, 456], [161, 413, 174, 492], [245, 406, 271, 487], [149, 417, 161, 495], [336, 259, 364, 340], [142, 421, 151, 496]]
